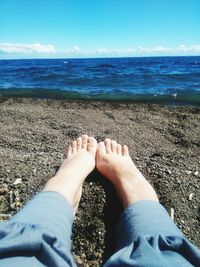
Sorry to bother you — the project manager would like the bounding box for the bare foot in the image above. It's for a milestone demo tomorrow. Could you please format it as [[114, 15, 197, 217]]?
[[96, 139, 158, 209], [44, 135, 97, 215]]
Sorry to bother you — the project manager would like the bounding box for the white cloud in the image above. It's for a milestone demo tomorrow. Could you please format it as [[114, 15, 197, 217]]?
[[0, 43, 200, 58], [65, 45, 200, 57], [96, 48, 136, 55], [177, 44, 200, 53], [65, 45, 89, 56], [0, 43, 56, 54], [152, 46, 174, 53]]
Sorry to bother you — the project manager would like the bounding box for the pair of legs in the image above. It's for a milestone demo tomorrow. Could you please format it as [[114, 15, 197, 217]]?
[[44, 135, 158, 215], [1, 135, 200, 267]]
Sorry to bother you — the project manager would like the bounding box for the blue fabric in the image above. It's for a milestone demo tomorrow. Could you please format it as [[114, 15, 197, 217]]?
[[104, 201, 200, 266], [0, 192, 200, 267], [0, 191, 76, 267]]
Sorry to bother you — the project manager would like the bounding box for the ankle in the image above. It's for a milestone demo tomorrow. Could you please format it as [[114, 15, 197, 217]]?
[[116, 178, 159, 209]]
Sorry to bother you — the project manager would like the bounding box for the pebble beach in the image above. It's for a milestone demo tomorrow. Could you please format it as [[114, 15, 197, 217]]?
[[0, 97, 200, 266]]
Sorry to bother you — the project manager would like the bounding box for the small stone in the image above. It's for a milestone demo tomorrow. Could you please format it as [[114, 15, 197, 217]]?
[[0, 213, 11, 219], [194, 171, 199, 176], [15, 200, 21, 207], [151, 152, 161, 157], [181, 197, 186, 203], [186, 170, 192, 175], [10, 203, 15, 209], [147, 168, 151, 173], [167, 169, 172, 175], [157, 173, 163, 178], [32, 169, 37, 175], [13, 178, 22, 185], [9, 191, 13, 205], [189, 193, 194, 201], [0, 184, 8, 195], [81, 253, 86, 258]]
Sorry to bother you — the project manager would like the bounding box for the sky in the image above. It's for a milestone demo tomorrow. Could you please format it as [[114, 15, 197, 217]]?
[[0, 0, 200, 59]]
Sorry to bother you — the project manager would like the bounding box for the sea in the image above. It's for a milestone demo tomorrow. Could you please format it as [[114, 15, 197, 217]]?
[[0, 56, 200, 105]]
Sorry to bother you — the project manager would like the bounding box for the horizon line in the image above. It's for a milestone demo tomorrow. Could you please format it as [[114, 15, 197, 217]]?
[[1, 54, 200, 60]]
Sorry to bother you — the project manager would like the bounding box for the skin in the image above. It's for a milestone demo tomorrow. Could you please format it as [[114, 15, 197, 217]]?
[[44, 135, 158, 215], [96, 138, 158, 209], [44, 135, 97, 215]]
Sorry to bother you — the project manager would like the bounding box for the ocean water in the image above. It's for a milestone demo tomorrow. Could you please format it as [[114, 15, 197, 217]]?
[[0, 56, 200, 105]]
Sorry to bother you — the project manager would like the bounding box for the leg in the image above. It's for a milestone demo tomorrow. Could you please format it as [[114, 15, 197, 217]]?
[[96, 138, 158, 209], [96, 139, 200, 267], [0, 135, 97, 267], [44, 134, 97, 214]]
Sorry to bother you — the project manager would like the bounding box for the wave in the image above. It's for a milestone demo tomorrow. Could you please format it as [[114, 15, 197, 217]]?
[[0, 87, 199, 106], [35, 73, 64, 81], [0, 56, 200, 106]]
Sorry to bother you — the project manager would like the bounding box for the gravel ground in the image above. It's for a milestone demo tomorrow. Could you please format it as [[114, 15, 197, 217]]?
[[0, 97, 200, 266]]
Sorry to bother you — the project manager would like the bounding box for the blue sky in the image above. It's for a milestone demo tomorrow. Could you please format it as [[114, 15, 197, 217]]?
[[0, 0, 200, 58]]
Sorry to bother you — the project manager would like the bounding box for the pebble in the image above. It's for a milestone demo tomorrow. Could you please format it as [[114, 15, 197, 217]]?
[[10, 203, 15, 209], [13, 178, 22, 185], [0, 184, 8, 195], [9, 191, 13, 205], [186, 170, 192, 175], [0, 213, 11, 219], [167, 169, 172, 175], [189, 193, 194, 201], [194, 171, 199, 176], [181, 197, 186, 203], [15, 200, 22, 207]]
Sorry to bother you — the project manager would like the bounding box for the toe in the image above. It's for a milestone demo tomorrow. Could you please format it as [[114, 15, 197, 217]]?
[[87, 137, 97, 154], [122, 145, 129, 156], [77, 137, 82, 150], [116, 143, 122, 155], [72, 140, 77, 154], [105, 138, 112, 153], [111, 140, 117, 153], [97, 141, 106, 154], [82, 135, 88, 149]]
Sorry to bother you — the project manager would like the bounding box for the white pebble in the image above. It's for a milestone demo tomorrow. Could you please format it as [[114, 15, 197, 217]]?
[[189, 193, 194, 201], [13, 178, 22, 185], [194, 171, 199, 176], [167, 169, 172, 175]]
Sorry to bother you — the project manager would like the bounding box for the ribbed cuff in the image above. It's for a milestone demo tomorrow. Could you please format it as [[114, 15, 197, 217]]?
[[116, 200, 183, 249], [11, 191, 73, 245]]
